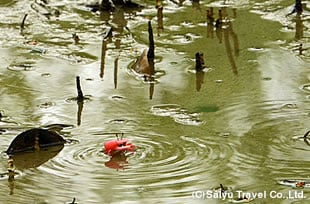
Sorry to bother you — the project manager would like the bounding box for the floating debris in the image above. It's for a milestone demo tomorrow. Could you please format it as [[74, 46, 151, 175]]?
[[108, 119, 127, 124], [278, 179, 310, 188], [262, 77, 272, 81], [41, 73, 51, 78], [110, 95, 126, 100], [30, 47, 47, 54]]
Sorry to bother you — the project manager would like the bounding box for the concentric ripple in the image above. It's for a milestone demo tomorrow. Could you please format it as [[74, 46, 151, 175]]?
[[7, 61, 36, 71], [37, 101, 56, 109], [32, 130, 237, 201], [65, 95, 92, 103]]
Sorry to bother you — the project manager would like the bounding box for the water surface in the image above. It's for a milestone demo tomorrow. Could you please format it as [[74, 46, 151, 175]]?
[[0, 0, 309, 203]]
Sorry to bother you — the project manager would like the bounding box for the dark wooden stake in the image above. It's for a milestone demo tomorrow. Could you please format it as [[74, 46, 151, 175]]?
[[147, 21, 155, 60], [195, 52, 204, 71], [286, 0, 303, 16], [76, 76, 84, 101], [220, 184, 225, 191], [100, 40, 107, 78], [100, 0, 115, 11], [72, 33, 80, 44], [147, 21, 156, 99], [20, 14, 28, 31], [147, 21, 155, 76], [114, 57, 119, 89]]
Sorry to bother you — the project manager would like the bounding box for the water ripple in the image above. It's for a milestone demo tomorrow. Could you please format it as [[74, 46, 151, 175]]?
[[7, 61, 36, 71], [31, 130, 238, 201], [151, 104, 205, 126], [301, 84, 310, 93], [37, 101, 56, 109]]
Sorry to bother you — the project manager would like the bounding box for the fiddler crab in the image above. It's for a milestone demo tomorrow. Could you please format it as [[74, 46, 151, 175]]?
[[104, 139, 135, 156]]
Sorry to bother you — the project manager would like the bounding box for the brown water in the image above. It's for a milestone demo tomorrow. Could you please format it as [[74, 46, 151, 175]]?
[[0, 0, 309, 203]]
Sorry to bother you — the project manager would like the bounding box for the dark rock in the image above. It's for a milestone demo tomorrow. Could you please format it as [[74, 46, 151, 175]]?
[[6, 128, 66, 155]]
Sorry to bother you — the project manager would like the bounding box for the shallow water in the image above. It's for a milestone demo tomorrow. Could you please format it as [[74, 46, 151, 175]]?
[[0, 0, 309, 203]]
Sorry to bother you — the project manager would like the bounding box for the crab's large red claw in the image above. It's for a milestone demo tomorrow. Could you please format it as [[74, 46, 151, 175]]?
[[126, 143, 136, 152], [115, 143, 135, 152]]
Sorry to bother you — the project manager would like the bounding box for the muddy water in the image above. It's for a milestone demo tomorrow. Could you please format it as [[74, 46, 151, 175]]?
[[0, 0, 309, 203]]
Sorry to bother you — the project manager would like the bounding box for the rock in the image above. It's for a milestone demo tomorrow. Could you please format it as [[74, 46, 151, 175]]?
[[6, 128, 66, 155]]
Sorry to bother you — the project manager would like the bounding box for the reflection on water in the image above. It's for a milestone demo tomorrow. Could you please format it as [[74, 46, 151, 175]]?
[[206, 7, 239, 75], [104, 152, 129, 170], [10, 145, 64, 169], [0, 0, 309, 203], [195, 70, 204, 91], [295, 14, 303, 41], [156, 3, 164, 35], [2, 145, 64, 196]]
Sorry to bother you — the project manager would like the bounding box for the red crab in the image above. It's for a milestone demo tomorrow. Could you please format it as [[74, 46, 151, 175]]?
[[103, 139, 135, 156]]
